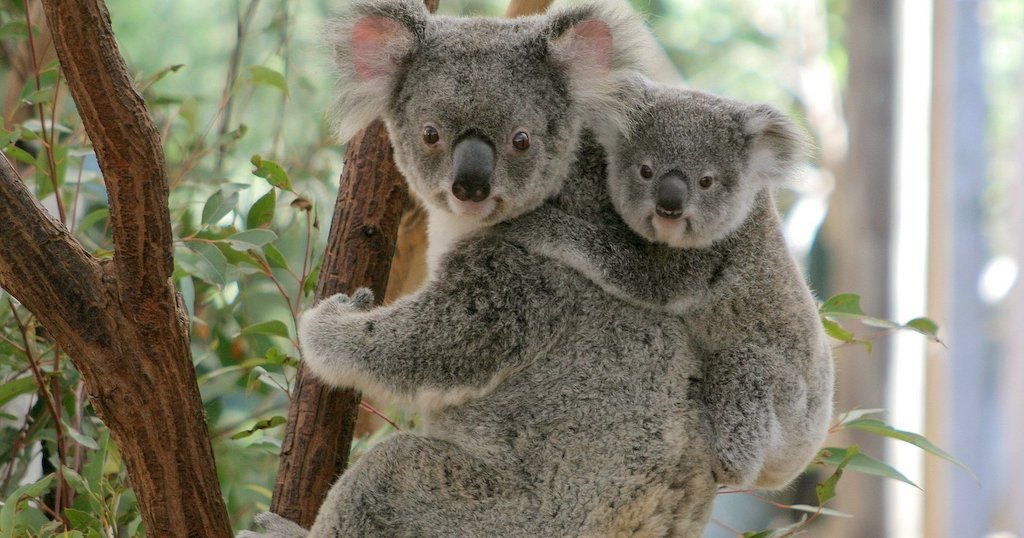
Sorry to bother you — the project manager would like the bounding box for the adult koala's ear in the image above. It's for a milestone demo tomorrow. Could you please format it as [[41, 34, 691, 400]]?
[[740, 104, 808, 184], [546, 0, 651, 136], [325, 0, 428, 140]]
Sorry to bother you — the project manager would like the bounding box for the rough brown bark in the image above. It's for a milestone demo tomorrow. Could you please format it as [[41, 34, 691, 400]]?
[[270, 120, 409, 525], [0, 0, 234, 536]]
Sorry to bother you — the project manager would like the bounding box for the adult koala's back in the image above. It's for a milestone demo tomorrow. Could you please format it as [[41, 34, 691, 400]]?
[[327, 0, 648, 264]]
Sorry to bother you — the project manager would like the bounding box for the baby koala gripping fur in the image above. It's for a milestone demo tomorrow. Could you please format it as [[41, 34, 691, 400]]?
[[504, 82, 834, 489], [240, 2, 721, 537]]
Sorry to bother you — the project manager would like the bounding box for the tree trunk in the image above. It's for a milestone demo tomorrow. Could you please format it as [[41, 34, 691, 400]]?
[[0, 0, 233, 535], [270, 120, 409, 525]]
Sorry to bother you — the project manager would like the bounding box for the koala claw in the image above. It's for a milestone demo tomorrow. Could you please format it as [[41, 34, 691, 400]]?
[[236, 512, 308, 538]]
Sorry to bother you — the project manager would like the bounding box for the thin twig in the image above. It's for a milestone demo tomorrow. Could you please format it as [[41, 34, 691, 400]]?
[[216, 0, 262, 173], [358, 400, 402, 432], [23, 0, 65, 224], [9, 300, 68, 524]]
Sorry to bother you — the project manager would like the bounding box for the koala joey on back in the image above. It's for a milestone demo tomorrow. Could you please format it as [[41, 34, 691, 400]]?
[[503, 81, 835, 490], [243, 1, 722, 538]]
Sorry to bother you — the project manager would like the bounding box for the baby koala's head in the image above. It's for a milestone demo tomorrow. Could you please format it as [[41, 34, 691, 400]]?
[[601, 82, 806, 249]]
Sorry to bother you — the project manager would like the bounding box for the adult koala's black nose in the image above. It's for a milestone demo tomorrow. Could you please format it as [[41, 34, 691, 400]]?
[[655, 172, 688, 219], [452, 135, 495, 203]]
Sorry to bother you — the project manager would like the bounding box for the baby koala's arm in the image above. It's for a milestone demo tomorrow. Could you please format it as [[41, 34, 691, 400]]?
[[298, 240, 562, 411], [700, 344, 775, 488], [502, 204, 712, 311]]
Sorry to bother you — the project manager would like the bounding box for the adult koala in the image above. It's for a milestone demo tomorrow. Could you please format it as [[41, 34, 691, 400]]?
[[240, 1, 719, 537]]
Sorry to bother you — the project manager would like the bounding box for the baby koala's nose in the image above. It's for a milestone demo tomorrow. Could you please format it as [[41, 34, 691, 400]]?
[[655, 172, 688, 219]]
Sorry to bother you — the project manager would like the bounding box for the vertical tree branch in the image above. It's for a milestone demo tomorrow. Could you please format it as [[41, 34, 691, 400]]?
[[40, 0, 174, 313], [0, 1, 236, 535], [269, 120, 410, 524]]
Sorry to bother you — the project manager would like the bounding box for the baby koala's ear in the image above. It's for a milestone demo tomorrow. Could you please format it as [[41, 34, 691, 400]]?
[[740, 104, 808, 184], [325, 0, 428, 140]]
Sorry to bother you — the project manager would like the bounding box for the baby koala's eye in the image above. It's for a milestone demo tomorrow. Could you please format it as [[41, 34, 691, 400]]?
[[639, 164, 654, 179], [699, 175, 714, 189], [422, 124, 440, 145], [512, 131, 530, 151]]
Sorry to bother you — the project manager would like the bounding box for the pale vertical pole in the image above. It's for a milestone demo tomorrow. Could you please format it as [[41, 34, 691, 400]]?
[[930, 0, 993, 536], [886, 0, 935, 536], [924, 0, 953, 535]]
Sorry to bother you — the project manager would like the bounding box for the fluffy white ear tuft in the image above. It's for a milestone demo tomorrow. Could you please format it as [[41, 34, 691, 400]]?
[[324, 0, 426, 141], [546, 0, 653, 138], [550, 19, 614, 81], [352, 17, 413, 81], [742, 104, 808, 185]]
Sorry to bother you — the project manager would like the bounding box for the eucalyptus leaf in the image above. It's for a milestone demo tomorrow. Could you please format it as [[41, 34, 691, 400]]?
[[817, 446, 917, 489], [265, 244, 290, 270], [843, 418, 972, 477], [227, 229, 277, 250], [819, 293, 865, 316], [230, 415, 287, 440], [240, 320, 290, 339], [65, 423, 99, 450], [201, 189, 240, 226], [247, 189, 277, 229], [0, 377, 37, 408], [0, 473, 54, 532], [251, 155, 293, 192], [834, 408, 885, 426], [248, 66, 290, 97], [816, 445, 859, 504]]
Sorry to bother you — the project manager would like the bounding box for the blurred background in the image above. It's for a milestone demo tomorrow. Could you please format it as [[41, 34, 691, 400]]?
[[1, 0, 1021, 536]]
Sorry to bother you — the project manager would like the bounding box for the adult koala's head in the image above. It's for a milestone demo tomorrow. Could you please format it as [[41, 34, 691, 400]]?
[[603, 82, 806, 249], [327, 0, 648, 226]]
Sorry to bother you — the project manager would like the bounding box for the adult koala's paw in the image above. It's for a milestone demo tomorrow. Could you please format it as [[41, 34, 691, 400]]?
[[297, 287, 377, 389], [321, 287, 376, 313], [236, 512, 308, 538]]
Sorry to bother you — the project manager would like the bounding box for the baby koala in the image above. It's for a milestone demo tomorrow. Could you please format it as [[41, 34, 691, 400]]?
[[504, 82, 834, 489]]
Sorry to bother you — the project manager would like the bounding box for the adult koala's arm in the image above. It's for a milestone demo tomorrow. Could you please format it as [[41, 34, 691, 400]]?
[[298, 238, 565, 412], [502, 203, 721, 313]]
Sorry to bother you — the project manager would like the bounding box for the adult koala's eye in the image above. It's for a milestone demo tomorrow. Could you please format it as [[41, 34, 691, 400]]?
[[422, 125, 440, 145], [639, 164, 654, 179], [699, 175, 714, 189], [512, 131, 530, 151]]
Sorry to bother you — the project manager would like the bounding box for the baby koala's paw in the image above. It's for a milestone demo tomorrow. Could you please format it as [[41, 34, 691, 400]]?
[[236, 512, 308, 538]]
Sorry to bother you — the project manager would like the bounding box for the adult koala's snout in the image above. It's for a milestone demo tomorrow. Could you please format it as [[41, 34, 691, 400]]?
[[451, 135, 495, 203], [655, 171, 688, 219]]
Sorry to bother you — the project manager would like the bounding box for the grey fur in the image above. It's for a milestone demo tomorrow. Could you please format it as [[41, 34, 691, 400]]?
[[292, 189, 720, 535], [238, 513, 309, 538], [237, 2, 724, 537], [323, 0, 649, 271], [502, 83, 834, 489]]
